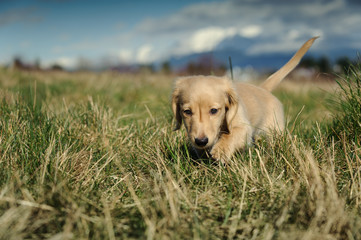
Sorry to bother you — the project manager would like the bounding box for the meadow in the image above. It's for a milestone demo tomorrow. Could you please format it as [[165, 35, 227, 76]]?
[[0, 66, 360, 239]]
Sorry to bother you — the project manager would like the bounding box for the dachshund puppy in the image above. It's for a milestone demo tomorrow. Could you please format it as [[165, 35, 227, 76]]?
[[172, 37, 318, 161]]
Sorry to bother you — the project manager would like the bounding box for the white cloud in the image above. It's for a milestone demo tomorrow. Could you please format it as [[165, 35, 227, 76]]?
[[240, 25, 262, 38], [136, 44, 154, 64], [247, 37, 322, 56], [42, 57, 77, 69], [287, 30, 301, 41], [299, 0, 345, 17], [171, 25, 262, 56], [135, 1, 232, 34], [189, 27, 237, 53], [247, 41, 304, 55], [56, 57, 76, 68], [118, 49, 133, 63]]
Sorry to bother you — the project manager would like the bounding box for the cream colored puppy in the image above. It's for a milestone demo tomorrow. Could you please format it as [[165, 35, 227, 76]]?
[[172, 37, 318, 161]]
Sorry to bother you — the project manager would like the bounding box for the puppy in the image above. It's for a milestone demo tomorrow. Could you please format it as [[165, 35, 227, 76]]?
[[172, 37, 318, 161]]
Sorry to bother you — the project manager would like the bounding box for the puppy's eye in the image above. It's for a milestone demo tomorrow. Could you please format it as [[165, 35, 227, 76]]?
[[210, 108, 218, 115], [183, 109, 192, 115]]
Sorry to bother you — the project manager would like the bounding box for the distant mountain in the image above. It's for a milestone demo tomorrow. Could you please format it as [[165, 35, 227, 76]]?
[[215, 35, 254, 51], [167, 36, 360, 72], [168, 49, 295, 72]]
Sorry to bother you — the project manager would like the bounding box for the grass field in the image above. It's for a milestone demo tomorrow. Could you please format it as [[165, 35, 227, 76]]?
[[0, 66, 360, 239]]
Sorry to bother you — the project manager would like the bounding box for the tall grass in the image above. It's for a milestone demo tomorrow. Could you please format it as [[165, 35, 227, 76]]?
[[332, 62, 361, 144], [0, 67, 360, 239]]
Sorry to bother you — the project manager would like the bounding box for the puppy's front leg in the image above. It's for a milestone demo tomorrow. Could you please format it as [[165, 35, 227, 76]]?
[[210, 126, 252, 161]]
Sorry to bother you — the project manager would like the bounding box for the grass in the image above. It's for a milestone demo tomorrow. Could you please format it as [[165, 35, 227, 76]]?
[[0, 66, 360, 239]]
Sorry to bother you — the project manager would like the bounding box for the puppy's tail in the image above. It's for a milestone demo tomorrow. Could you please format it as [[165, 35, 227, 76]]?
[[260, 37, 318, 92]]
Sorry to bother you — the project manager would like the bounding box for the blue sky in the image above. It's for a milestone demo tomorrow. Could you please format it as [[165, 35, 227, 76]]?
[[1, 0, 361, 69]]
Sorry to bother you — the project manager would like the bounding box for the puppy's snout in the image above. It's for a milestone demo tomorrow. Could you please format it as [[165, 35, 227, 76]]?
[[195, 137, 208, 147]]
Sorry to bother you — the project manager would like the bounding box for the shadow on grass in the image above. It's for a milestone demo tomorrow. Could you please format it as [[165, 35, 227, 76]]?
[[162, 137, 218, 168]]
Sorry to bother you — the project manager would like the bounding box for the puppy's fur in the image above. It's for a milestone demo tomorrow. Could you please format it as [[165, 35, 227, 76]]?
[[172, 37, 317, 161]]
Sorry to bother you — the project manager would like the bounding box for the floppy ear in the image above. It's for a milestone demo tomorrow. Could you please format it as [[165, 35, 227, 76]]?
[[224, 85, 239, 133], [171, 87, 182, 130]]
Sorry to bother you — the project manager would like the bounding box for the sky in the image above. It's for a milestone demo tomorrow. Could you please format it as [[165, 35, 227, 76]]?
[[1, 0, 361, 69]]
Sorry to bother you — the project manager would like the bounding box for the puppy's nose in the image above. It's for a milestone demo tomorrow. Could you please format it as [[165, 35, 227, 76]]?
[[195, 137, 208, 147]]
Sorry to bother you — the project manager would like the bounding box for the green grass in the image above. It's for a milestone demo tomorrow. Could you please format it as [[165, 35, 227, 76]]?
[[0, 67, 360, 239]]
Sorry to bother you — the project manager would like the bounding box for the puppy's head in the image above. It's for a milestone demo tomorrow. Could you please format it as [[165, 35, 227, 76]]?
[[171, 76, 238, 149]]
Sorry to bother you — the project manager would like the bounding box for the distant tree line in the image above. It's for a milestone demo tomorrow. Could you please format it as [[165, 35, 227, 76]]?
[[11, 57, 64, 71], [4, 55, 358, 75], [181, 54, 227, 75], [181, 55, 358, 76], [299, 56, 357, 74]]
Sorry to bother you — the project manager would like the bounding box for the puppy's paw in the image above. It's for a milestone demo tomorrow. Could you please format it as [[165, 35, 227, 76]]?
[[210, 148, 222, 161], [210, 144, 231, 162]]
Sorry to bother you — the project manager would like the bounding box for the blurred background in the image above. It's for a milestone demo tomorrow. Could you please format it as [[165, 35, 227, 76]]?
[[1, 0, 360, 78]]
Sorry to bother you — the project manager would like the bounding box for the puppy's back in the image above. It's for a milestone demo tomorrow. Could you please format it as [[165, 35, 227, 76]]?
[[236, 82, 284, 133]]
